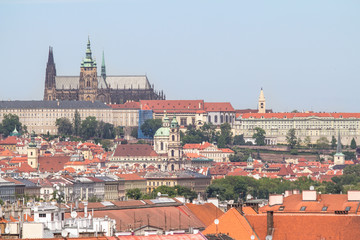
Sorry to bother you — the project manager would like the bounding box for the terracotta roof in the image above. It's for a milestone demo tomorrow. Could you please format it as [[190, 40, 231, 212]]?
[[140, 100, 205, 112], [0, 136, 18, 145], [239, 112, 360, 119], [186, 203, 224, 227], [202, 208, 258, 240], [38, 156, 71, 172], [204, 102, 235, 112], [259, 194, 360, 214], [113, 144, 158, 157], [108, 101, 141, 109], [246, 214, 360, 240]]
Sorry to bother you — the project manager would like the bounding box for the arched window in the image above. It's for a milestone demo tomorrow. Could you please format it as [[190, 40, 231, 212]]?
[[172, 135, 175, 141], [161, 142, 164, 151], [225, 115, 228, 123], [208, 116, 211, 122], [215, 115, 218, 123], [87, 81, 90, 87], [171, 164, 175, 171], [171, 150, 175, 157], [220, 115, 224, 123]]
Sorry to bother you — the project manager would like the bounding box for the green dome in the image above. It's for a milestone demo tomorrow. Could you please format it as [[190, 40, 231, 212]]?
[[154, 127, 170, 137]]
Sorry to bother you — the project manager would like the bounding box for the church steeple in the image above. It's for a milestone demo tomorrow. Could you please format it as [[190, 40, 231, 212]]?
[[101, 51, 106, 79], [258, 88, 266, 113], [336, 131, 342, 154], [334, 131, 345, 165]]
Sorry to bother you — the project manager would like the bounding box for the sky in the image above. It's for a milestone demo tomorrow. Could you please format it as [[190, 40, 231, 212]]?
[[0, 0, 359, 112]]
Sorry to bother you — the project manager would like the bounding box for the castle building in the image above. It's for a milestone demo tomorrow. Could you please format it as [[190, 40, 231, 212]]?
[[44, 38, 165, 103]]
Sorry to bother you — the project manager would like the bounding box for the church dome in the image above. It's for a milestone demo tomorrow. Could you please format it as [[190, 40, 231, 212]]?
[[154, 127, 170, 137]]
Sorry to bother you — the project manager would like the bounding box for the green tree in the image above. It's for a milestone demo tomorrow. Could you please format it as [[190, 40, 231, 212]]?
[[101, 139, 114, 151], [96, 121, 115, 139], [1, 113, 23, 137], [140, 119, 162, 138], [350, 138, 357, 149], [316, 137, 329, 149], [80, 116, 98, 140], [126, 188, 142, 200], [286, 129, 297, 149], [73, 109, 81, 136], [253, 127, 266, 146], [217, 123, 233, 148], [131, 127, 138, 138], [304, 136, 311, 148], [233, 134, 245, 145], [331, 136, 337, 149], [115, 126, 124, 138], [201, 123, 217, 143], [55, 118, 73, 135]]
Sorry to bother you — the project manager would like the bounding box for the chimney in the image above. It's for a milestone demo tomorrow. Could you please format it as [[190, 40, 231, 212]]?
[[267, 211, 274, 236], [84, 201, 88, 218], [269, 194, 283, 206]]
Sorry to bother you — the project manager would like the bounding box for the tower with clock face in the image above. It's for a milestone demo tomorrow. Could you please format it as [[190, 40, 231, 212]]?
[[79, 37, 98, 101]]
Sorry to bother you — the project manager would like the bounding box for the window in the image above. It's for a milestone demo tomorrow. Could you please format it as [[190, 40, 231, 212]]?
[[172, 135, 175, 141], [278, 206, 285, 211], [220, 115, 224, 123], [322, 206, 328, 211], [214, 116, 218, 123], [39, 214, 46, 218], [180, 118, 187, 126], [345, 206, 351, 211], [300, 206, 306, 211], [171, 150, 174, 157]]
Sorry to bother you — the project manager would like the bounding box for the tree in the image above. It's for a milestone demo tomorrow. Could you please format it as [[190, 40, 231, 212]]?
[[101, 139, 114, 151], [286, 129, 297, 149], [1, 113, 23, 137], [316, 137, 329, 149], [55, 118, 73, 135], [331, 136, 337, 149], [350, 138, 357, 149], [96, 121, 115, 139], [80, 116, 98, 140], [131, 127, 138, 139], [304, 136, 311, 148], [217, 123, 233, 148], [233, 134, 245, 145], [73, 110, 81, 136], [126, 188, 142, 200], [253, 127, 266, 146], [115, 126, 124, 138], [140, 119, 162, 138]]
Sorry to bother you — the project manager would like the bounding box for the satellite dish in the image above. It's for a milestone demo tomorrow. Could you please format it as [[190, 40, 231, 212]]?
[[251, 235, 255, 240], [5, 227, 9, 234], [310, 186, 315, 191], [214, 219, 219, 225], [157, 192, 161, 197], [266, 235, 273, 240], [61, 230, 68, 238], [70, 211, 78, 219]]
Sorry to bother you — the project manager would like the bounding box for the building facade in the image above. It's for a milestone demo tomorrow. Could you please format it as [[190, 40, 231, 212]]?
[[43, 38, 165, 104]]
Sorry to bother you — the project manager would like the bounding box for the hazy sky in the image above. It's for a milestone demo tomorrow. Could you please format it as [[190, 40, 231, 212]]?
[[1, 0, 359, 112]]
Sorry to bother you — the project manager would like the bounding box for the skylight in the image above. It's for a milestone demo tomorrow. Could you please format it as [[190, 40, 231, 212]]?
[[300, 206, 306, 211], [322, 206, 328, 211], [345, 206, 351, 211]]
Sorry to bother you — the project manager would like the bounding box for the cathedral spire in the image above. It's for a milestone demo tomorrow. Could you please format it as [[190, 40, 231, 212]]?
[[82, 37, 95, 67], [101, 51, 106, 79], [44, 46, 56, 93]]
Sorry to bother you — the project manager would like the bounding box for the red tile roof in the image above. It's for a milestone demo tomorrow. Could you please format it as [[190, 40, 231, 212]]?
[[113, 144, 158, 157], [38, 156, 71, 173], [186, 203, 224, 227], [108, 101, 141, 109], [116, 173, 145, 181], [239, 112, 360, 119], [204, 102, 235, 112], [0, 136, 18, 145], [140, 100, 205, 113]]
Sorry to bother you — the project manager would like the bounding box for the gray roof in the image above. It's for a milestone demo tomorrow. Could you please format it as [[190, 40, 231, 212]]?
[[55, 75, 150, 90], [0, 101, 110, 109], [106, 75, 151, 90], [144, 170, 210, 179], [14, 178, 39, 187]]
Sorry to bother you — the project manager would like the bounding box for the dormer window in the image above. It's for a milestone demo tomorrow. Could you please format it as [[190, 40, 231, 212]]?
[[278, 206, 285, 211], [345, 206, 351, 211], [322, 206, 328, 211], [300, 206, 306, 211]]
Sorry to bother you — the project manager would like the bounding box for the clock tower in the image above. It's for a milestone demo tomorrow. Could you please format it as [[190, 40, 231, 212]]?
[[79, 37, 98, 101]]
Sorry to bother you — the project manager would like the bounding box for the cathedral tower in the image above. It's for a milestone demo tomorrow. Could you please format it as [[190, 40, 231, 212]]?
[[44, 46, 57, 101], [79, 37, 98, 101], [334, 132, 345, 165], [258, 88, 266, 113]]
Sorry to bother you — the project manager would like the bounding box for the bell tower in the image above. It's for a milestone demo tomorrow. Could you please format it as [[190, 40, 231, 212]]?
[[258, 88, 266, 113], [27, 132, 39, 169], [79, 37, 98, 101], [167, 115, 183, 171]]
